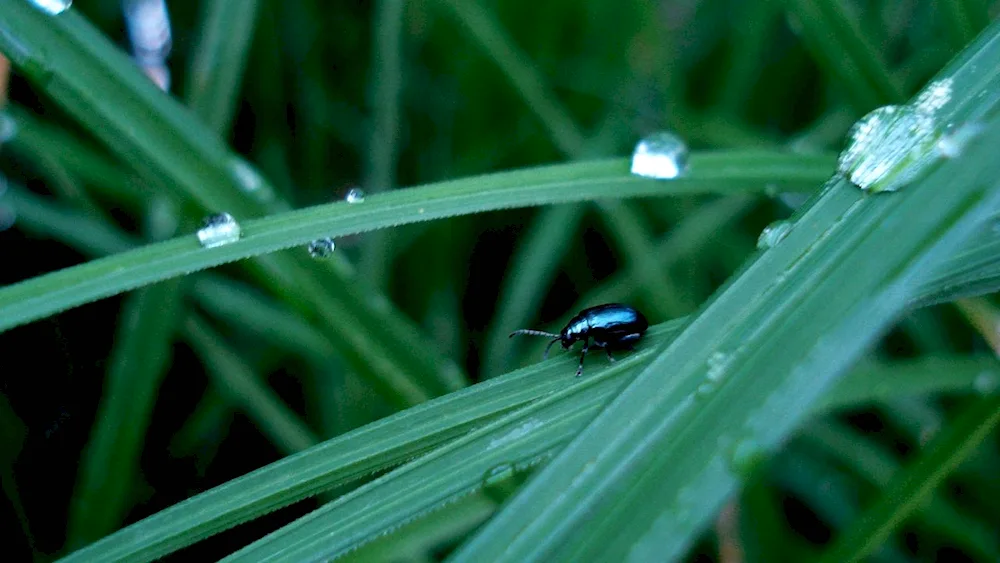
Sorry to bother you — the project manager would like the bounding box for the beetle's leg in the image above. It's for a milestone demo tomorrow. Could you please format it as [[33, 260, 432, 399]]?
[[576, 339, 590, 377], [605, 348, 616, 362]]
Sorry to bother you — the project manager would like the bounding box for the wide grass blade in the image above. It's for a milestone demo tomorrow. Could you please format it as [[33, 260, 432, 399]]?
[[447, 23, 1000, 560]]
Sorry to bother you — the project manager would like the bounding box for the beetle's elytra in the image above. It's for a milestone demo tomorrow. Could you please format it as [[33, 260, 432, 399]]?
[[509, 303, 648, 377]]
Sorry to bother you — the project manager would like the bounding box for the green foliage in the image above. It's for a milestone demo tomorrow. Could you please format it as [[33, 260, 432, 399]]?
[[0, 0, 999, 562]]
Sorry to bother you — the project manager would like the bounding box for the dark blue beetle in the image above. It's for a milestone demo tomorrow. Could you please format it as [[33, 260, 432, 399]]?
[[510, 303, 648, 377]]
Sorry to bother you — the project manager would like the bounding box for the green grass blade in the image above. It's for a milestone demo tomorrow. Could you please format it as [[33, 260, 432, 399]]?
[[63, 281, 181, 548], [0, 2, 458, 406], [181, 315, 320, 455], [0, 152, 832, 334], [447, 28, 1000, 560], [184, 0, 261, 135], [53, 310, 991, 562], [816, 393, 1000, 563], [785, 0, 905, 110]]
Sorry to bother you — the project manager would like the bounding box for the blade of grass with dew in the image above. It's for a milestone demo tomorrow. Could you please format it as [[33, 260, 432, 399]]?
[[359, 0, 405, 288], [447, 27, 1000, 560], [54, 320, 673, 563], [784, 0, 905, 111], [0, 152, 833, 333], [181, 315, 320, 455], [184, 0, 260, 135], [65, 280, 182, 549], [55, 310, 996, 563], [817, 393, 1000, 563], [801, 420, 1000, 561], [0, 3, 458, 405]]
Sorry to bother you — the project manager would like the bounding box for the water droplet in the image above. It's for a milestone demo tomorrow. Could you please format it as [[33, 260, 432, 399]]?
[[913, 78, 953, 115], [307, 237, 336, 258], [837, 105, 937, 193], [706, 351, 730, 382], [483, 463, 515, 487], [936, 122, 985, 159], [28, 0, 72, 15], [630, 132, 689, 180], [345, 187, 366, 204], [229, 158, 275, 202], [974, 371, 998, 395], [0, 113, 17, 143], [756, 220, 793, 249], [196, 213, 241, 248]]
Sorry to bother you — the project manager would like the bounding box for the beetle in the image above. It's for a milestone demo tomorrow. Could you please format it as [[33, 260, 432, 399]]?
[[509, 303, 648, 377]]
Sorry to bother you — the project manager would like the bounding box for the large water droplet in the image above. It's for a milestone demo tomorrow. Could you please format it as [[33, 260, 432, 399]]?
[[630, 132, 689, 180], [28, 0, 72, 15], [913, 78, 953, 115], [345, 187, 366, 204], [757, 220, 793, 249], [307, 237, 336, 258], [837, 105, 937, 193], [196, 213, 241, 248]]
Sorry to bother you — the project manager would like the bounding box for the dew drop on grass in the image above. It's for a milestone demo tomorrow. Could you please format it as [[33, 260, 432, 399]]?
[[838, 79, 954, 193], [27, 0, 72, 15], [630, 132, 689, 179], [196, 213, 241, 248], [307, 237, 336, 258], [345, 187, 366, 204], [756, 220, 793, 249]]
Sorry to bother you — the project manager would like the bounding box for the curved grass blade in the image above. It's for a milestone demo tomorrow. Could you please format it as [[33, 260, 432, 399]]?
[[0, 152, 833, 334]]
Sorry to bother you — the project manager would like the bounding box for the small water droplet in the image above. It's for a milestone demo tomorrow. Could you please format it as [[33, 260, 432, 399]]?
[[757, 220, 793, 249], [706, 351, 730, 382], [28, 0, 72, 15], [973, 371, 998, 395], [837, 105, 937, 193], [345, 187, 366, 204], [935, 122, 985, 159], [630, 132, 689, 180], [307, 237, 336, 258], [483, 463, 515, 487], [196, 212, 241, 248], [229, 158, 275, 202]]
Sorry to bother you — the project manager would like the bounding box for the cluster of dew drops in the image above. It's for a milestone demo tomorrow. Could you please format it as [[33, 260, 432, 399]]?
[[195, 187, 365, 257]]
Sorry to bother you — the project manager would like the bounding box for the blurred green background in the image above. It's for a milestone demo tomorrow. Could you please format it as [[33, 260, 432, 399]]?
[[1, 0, 999, 561]]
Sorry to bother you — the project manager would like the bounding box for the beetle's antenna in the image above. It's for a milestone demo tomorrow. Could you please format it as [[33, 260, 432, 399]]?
[[509, 329, 559, 339], [543, 337, 561, 359]]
